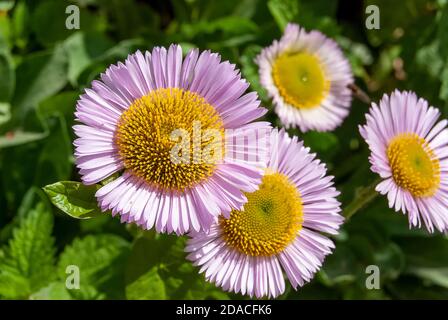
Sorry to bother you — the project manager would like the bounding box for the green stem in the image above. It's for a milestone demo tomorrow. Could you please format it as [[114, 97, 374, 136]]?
[[343, 178, 381, 220]]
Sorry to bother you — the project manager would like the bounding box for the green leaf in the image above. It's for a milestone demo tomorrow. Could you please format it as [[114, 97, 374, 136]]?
[[96, 0, 157, 39], [125, 267, 166, 300], [31, 0, 76, 47], [438, 4, 448, 57], [320, 243, 358, 286], [180, 16, 258, 39], [0, 50, 14, 102], [397, 236, 448, 288], [11, 1, 29, 50], [37, 91, 78, 120], [36, 116, 73, 184], [0, 12, 11, 51], [31, 0, 106, 47], [373, 243, 405, 281], [416, 40, 444, 79], [29, 282, 72, 300], [11, 46, 68, 120], [100, 38, 145, 61], [267, 0, 299, 30], [365, 0, 430, 46], [63, 32, 113, 85], [407, 267, 448, 288], [0, 187, 51, 243], [302, 131, 339, 155], [68, 284, 106, 300], [125, 234, 229, 300], [57, 234, 130, 299], [0, 130, 48, 149], [398, 236, 448, 267], [29, 281, 105, 300], [43, 181, 103, 219], [0, 202, 56, 299], [439, 64, 448, 102], [239, 45, 268, 102], [387, 277, 448, 299], [338, 37, 373, 79], [0, 102, 11, 126]]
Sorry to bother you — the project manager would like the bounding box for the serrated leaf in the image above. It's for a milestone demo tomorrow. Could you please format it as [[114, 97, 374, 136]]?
[[125, 267, 166, 300], [68, 284, 106, 300], [57, 234, 130, 299], [29, 282, 72, 300], [0, 187, 51, 243], [0, 202, 56, 299], [125, 234, 229, 300], [43, 181, 103, 219], [29, 281, 105, 300]]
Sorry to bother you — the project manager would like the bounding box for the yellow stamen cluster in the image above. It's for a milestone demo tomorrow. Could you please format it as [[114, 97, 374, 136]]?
[[220, 173, 303, 256], [115, 88, 224, 191], [387, 133, 440, 197], [272, 52, 330, 109]]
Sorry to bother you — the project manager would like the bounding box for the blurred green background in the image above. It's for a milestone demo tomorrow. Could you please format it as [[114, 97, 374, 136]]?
[[0, 0, 448, 300]]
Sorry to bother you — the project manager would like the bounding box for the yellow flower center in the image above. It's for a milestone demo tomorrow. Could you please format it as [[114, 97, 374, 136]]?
[[220, 173, 303, 256], [272, 52, 330, 109], [115, 88, 224, 191], [387, 133, 440, 197]]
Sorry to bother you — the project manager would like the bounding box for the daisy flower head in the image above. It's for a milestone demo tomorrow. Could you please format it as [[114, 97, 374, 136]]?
[[186, 129, 343, 298], [74, 44, 270, 235], [256, 23, 354, 132], [360, 90, 448, 233]]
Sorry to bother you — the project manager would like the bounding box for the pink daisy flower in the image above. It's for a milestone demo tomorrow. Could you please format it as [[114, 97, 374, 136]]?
[[74, 44, 270, 234], [359, 90, 448, 232], [186, 129, 343, 298], [256, 23, 353, 132]]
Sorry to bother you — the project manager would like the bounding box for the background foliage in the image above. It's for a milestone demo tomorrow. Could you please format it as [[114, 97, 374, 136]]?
[[0, 0, 448, 300]]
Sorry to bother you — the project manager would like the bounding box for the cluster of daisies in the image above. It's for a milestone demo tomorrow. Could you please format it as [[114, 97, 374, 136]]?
[[73, 23, 448, 298]]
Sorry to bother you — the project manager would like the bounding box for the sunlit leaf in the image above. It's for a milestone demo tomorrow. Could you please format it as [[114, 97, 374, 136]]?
[[43, 181, 103, 219], [125, 267, 166, 300], [57, 234, 130, 299], [0, 202, 56, 299]]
